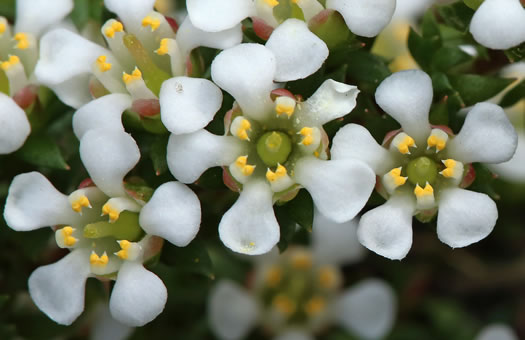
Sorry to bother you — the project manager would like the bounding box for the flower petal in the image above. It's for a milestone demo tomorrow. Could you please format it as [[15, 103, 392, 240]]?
[[331, 123, 394, 174], [274, 329, 315, 340], [50, 73, 94, 109], [186, 0, 255, 32], [139, 181, 201, 247], [219, 180, 280, 255], [326, 0, 396, 37], [313, 209, 366, 265], [294, 157, 376, 223], [335, 279, 397, 340], [109, 261, 167, 327], [208, 280, 259, 340], [265, 19, 328, 82], [160, 77, 222, 135], [211, 44, 275, 121], [104, 0, 155, 33], [357, 194, 415, 260], [167, 129, 246, 184], [298, 80, 359, 126], [470, 0, 525, 50], [79, 129, 140, 197], [28, 249, 91, 325], [73, 94, 131, 139], [488, 131, 525, 183], [4, 172, 79, 231], [447, 102, 517, 164], [90, 303, 135, 340], [0, 93, 30, 154], [15, 0, 74, 37], [476, 324, 519, 340], [437, 188, 497, 248], [375, 69, 432, 144]]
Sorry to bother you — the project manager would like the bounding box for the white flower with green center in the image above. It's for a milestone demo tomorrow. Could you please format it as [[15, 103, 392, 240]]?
[[33, 0, 242, 111], [0, 0, 73, 154], [331, 69, 518, 260], [3, 121, 201, 326], [163, 43, 376, 256]]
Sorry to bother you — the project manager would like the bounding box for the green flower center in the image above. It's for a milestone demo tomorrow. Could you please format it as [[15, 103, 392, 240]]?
[[406, 156, 438, 187], [257, 131, 293, 167]]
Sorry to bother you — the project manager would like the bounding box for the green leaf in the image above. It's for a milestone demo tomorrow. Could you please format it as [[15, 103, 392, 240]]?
[[500, 79, 525, 108], [463, 0, 484, 10], [504, 42, 525, 62], [275, 205, 297, 252], [150, 134, 169, 176], [408, 28, 441, 71], [344, 50, 391, 92], [160, 240, 215, 279], [14, 134, 69, 170], [437, 2, 475, 32], [430, 46, 473, 72], [421, 10, 441, 40], [286, 189, 314, 232], [448, 74, 515, 106]]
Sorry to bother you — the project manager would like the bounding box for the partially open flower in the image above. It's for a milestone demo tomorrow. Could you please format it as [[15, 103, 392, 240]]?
[[331, 69, 518, 260]]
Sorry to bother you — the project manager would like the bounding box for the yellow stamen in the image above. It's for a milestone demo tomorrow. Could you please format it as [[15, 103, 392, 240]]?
[[414, 183, 434, 197], [272, 294, 295, 316], [14, 32, 29, 49], [234, 155, 255, 176], [265, 266, 282, 287], [90, 252, 109, 267], [299, 127, 314, 146], [266, 164, 287, 182], [427, 135, 446, 151], [264, 0, 279, 7], [101, 203, 120, 222], [318, 266, 338, 289], [61, 226, 77, 247], [155, 38, 170, 55], [71, 195, 90, 213], [441, 159, 460, 178], [0, 23, 5, 35], [116, 240, 131, 260], [122, 67, 142, 85], [275, 96, 296, 118], [291, 251, 312, 270], [142, 16, 161, 31], [397, 135, 415, 154], [236, 119, 251, 141], [389, 167, 407, 187], [304, 296, 326, 317], [1, 55, 20, 71], [104, 21, 124, 38], [96, 55, 112, 72]]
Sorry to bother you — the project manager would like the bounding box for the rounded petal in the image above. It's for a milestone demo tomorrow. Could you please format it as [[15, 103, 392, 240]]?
[[80, 129, 140, 197], [265, 19, 328, 82], [331, 123, 394, 175], [437, 188, 497, 248], [90, 303, 135, 340], [357, 195, 415, 260], [15, 0, 74, 37], [50, 73, 93, 109], [28, 249, 91, 325], [73, 94, 131, 139], [294, 157, 376, 223], [476, 324, 519, 340], [219, 180, 280, 255], [312, 209, 366, 265], [167, 130, 245, 184], [187, 0, 255, 32], [470, 0, 525, 50], [104, 0, 155, 31], [109, 262, 167, 327], [326, 0, 396, 37], [139, 181, 201, 247], [335, 279, 397, 340], [211, 44, 275, 121], [160, 77, 222, 135], [488, 131, 525, 183], [208, 280, 259, 340], [375, 69, 432, 144], [0, 93, 30, 154], [274, 330, 315, 340], [4, 172, 79, 231], [447, 102, 518, 164], [299, 80, 359, 126]]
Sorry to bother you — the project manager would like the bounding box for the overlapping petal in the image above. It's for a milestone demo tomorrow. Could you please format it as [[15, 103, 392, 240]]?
[[0, 93, 30, 155], [186, 0, 255, 32], [15, 0, 74, 37]]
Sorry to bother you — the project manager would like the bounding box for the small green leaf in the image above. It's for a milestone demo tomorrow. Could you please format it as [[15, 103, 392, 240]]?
[[421, 10, 441, 40], [504, 42, 525, 62], [344, 50, 391, 92], [161, 240, 215, 279], [449, 74, 515, 106], [430, 46, 472, 72], [463, 0, 484, 10], [500, 79, 525, 108], [286, 189, 314, 232], [15, 134, 69, 170], [150, 134, 169, 176], [275, 205, 297, 252], [437, 2, 475, 32], [408, 28, 441, 71]]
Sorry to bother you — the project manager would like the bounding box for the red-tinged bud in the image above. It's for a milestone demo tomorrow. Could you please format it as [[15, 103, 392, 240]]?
[[78, 178, 96, 189], [224, 104, 243, 132], [271, 88, 295, 101], [382, 128, 403, 147], [13, 85, 38, 109], [132, 98, 161, 117], [222, 166, 242, 193], [165, 16, 178, 33], [309, 9, 351, 50], [251, 16, 274, 41], [460, 163, 476, 189]]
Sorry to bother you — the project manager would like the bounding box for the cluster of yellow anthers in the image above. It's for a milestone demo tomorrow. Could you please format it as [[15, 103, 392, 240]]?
[[95, 55, 112, 72], [266, 164, 287, 182], [234, 156, 256, 176], [142, 15, 161, 31], [14, 32, 30, 49], [122, 68, 143, 85], [0, 55, 20, 71], [104, 21, 123, 38]]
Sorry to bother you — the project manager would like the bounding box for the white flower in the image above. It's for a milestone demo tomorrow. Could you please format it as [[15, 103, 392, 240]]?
[[163, 43, 375, 255], [187, 0, 396, 39], [331, 69, 518, 260], [3, 112, 201, 326], [475, 324, 518, 340], [0, 0, 73, 154], [469, 0, 525, 50], [33, 0, 242, 109]]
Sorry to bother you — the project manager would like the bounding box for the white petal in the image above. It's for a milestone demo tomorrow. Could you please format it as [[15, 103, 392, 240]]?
[[28, 249, 91, 325], [90, 303, 135, 340], [470, 0, 525, 50], [274, 329, 315, 340], [447, 102, 518, 164], [326, 0, 396, 37], [4, 172, 79, 231], [331, 123, 394, 174], [139, 181, 201, 247], [476, 324, 519, 340], [312, 209, 366, 265], [109, 261, 167, 327], [437, 188, 497, 248], [375, 69, 433, 144], [209, 280, 258, 340], [80, 129, 140, 197], [265, 19, 328, 82], [219, 180, 280, 255], [186, 0, 255, 32], [0, 93, 30, 154], [357, 195, 415, 260], [73, 94, 131, 139], [335, 279, 397, 339], [488, 131, 525, 183], [160, 77, 222, 134], [294, 157, 376, 223], [167, 129, 245, 184], [211, 44, 275, 121], [104, 0, 155, 32], [15, 0, 73, 37], [50, 73, 93, 109]]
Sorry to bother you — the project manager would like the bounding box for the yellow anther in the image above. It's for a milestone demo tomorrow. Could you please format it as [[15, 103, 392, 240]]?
[[0, 23, 5, 35], [427, 135, 446, 151], [234, 155, 255, 176], [116, 240, 131, 260], [389, 167, 407, 186], [275, 96, 296, 118], [155, 38, 170, 55], [1, 55, 20, 71], [266, 164, 287, 182], [235, 155, 247, 167], [314, 151, 320, 157], [272, 294, 296, 316], [61, 226, 77, 247], [236, 119, 252, 141], [443, 159, 456, 169], [291, 251, 312, 270], [397, 135, 415, 154], [71, 195, 90, 213], [122, 67, 142, 85], [90, 252, 109, 267], [414, 183, 434, 197], [142, 16, 161, 31], [14, 32, 29, 49], [441, 159, 459, 178], [304, 296, 326, 317], [96, 55, 112, 72], [318, 266, 337, 289], [299, 127, 314, 146], [266, 266, 282, 287], [264, 0, 279, 7], [104, 21, 124, 38], [102, 203, 120, 222]]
